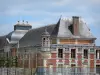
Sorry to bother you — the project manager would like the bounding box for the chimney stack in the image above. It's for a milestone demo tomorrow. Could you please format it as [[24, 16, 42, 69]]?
[[72, 16, 79, 36], [23, 20, 24, 24], [26, 21, 28, 24], [18, 21, 20, 24]]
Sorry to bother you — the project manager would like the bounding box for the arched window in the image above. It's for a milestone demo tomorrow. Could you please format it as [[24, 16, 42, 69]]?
[[43, 38, 45, 46], [43, 38, 45, 41]]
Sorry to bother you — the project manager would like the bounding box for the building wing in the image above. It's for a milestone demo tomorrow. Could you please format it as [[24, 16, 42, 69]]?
[[19, 24, 56, 47], [0, 36, 8, 49]]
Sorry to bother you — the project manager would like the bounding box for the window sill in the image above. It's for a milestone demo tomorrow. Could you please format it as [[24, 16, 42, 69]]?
[[84, 58, 88, 59], [71, 58, 76, 59], [96, 59, 100, 60], [58, 58, 63, 59]]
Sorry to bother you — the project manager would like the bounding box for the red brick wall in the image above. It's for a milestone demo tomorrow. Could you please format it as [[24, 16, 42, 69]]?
[[90, 54, 95, 72], [77, 53, 82, 67], [73, 16, 79, 36], [50, 53, 56, 67], [11, 48, 16, 56], [65, 53, 69, 65], [96, 60, 100, 63]]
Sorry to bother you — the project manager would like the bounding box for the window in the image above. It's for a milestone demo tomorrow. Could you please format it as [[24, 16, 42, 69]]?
[[96, 65, 100, 74], [58, 49, 63, 58], [58, 64, 63, 68], [47, 42, 48, 45], [71, 64, 76, 67], [71, 49, 76, 58], [43, 38, 45, 46], [57, 64, 63, 73], [65, 48, 69, 52], [43, 38, 45, 41], [90, 48, 94, 52], [68, 24, 73, 34], [78, 48, 82, 53], [47, 37, 49, 40], [84, 49, 88, 59], [96, 50, 100, 59]]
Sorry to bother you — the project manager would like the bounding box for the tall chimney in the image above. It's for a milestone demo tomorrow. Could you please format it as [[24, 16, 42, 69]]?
[[23, 20, 24, 24], [72, 16, 79, 36]]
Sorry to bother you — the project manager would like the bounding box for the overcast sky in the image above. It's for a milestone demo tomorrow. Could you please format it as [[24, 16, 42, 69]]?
[[0, 0, 100, 45]]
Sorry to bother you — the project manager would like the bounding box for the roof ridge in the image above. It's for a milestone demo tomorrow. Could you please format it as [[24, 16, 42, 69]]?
[[29, 24, 56, 31]]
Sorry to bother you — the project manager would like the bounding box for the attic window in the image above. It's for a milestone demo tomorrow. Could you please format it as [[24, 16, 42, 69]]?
[[68, 24, 73, 34]]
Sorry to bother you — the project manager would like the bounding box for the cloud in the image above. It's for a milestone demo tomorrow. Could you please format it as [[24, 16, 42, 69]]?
[[52, 0, 100, 6], [0, 24, 13, 36], [52, 0, 71, 6], [0, 0, 100, 45]]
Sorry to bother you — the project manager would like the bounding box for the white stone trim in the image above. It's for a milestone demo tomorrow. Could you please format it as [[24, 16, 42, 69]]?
[[75, 39, 78, 44], [57, 38, 60, 44], [82, 48, 84, 66], [94, 48, 96, 73], [96, 63, 100, 65], [76, 47, 78, 67], [44, 59, 47, 67], [69, 48, 71, 66], [56, 47, 58, 58], [56, 59, 59, 62], [29, 54, 30, 68], [88, 48, 90, 72], [63, 47, 65, 64]]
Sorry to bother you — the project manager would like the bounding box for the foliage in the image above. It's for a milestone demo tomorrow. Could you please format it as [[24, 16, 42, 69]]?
[[0, 56, 18, 67]]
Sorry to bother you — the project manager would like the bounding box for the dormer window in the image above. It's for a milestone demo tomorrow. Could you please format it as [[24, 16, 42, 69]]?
[[68, 24, 73, 34]]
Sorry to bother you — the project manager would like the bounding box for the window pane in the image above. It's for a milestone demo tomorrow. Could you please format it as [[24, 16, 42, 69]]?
[[84, 49, 88, 59], [58, 49, 63, 58], [71, 49, 75, 58], [99, 51, 100, 59]]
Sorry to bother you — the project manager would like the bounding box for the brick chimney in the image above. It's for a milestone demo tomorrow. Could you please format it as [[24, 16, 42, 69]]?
[[72, 16, 79, 36]]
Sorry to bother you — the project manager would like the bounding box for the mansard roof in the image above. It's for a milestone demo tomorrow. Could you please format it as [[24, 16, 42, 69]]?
[[6, 30, 28, 44], [52, 17, 96, 38], [19, 17, 96, 47]]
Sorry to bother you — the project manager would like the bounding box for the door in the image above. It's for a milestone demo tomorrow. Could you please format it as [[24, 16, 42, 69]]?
[[96, 65, 100, 74]]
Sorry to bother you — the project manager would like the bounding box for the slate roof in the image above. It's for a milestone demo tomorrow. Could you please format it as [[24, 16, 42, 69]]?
[[6, 30, 28, 44], [19, 17, 96, 47], [0, 17, 96, 48], [52, 17, 96, 38], [0, 36, 8, 49], [19, 24, 56, 47]]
